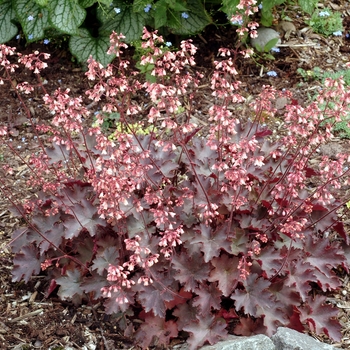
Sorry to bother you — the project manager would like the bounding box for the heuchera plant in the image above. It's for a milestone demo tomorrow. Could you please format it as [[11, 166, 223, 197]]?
[[1, 27, 350, 349]]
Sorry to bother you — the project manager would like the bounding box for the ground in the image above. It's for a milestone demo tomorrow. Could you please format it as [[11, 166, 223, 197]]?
[[1, 5, 350, 349]]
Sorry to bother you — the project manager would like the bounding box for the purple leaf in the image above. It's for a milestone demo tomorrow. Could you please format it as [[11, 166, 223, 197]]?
[[191, 224, 231, 263], [56, 269, 84, 301], [12, 245, 43, 283], [183, 315, 227, 350], [172, 252, 210, 291]]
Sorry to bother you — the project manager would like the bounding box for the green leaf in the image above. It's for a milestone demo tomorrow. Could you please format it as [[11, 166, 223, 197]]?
[[96, 0, 112, 5], [298, 0, 317, 15], [98, 2, 146, 42], [264, 37, 279, 52], [13, 0, 50, 42], [48, 0, 86, 35], [171, 0, 211, 35], [0, 0, 18, 43], [79, 0, 96, 8], [260, 8, 274, 27], [255, 43, 263, 53], [69, 28, 114, 66], [132, 0, 149, 12], [168, 0, 188, 12], [220, 0, 239, 16], [154, 0, 167, 29], [34, 0, 48, 7]]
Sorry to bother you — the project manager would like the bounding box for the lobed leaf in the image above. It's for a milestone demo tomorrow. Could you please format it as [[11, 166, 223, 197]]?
[[135, 313, 178, 348], [12, 245, 43, 283], [48, 0, 85, 34], [98, 2, 146, 42], [13, 0, 50, 42], [208, 254, 240, 296], [69, 28, 113, 66], [0, 0, 18, 43], [183, 314, 227, 350], [171, 0, 212, 35], [298, 295, 342, 341]]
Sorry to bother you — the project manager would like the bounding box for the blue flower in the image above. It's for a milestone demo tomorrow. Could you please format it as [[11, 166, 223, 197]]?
[[165, 41, 172, 47], [43, 39, 50, 45], [333, 31, 342, 36], [28, 15, 34, 21], [114, 7, 121, 14], [144, 4, 151, 13], [258, 3, 263, 9], [271, 47, 280, 53], [267, 71, 277, 77], [28, 34, 33, 40], [181, 12, 189, 19], [319, 11, 330, 17], [16, 34, 21, 39], [231, 19, 243, 26]]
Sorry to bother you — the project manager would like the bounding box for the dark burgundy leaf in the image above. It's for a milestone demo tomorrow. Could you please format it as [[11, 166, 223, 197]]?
[[172, 252, 210, 291], [91, 246, 119, 274], [298, 295, 342, 341], [193, 284, 222, 315], [183, 315, 228, 350], [191, 224, 231, 263], [284, 260, 314, 302], [231, 273, 272, 317], [12, 245, 43, 283], [56, 269, 84, 301], [255, 129, 272, 138], [173, 302, 198, 331], [208, 254, 240, 296], [135, 313, 178, 348], [234, 316, 267, 336], [304, 234, 345, 278], [333, 221, 349, 245], [81, 271, 108, 299]]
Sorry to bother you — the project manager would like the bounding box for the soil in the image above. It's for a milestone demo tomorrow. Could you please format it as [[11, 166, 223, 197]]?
[[1, 5, 350, 349]]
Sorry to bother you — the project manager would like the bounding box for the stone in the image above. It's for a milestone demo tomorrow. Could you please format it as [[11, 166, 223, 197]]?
[[250, 27, 281, 51], [277, 21, 296, 39], [172, 327, 336, 350], [200, 334, 276, 350], [272, 327, 336, 350]]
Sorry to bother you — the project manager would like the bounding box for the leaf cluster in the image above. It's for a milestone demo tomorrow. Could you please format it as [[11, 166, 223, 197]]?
[[1, 0, 322, 67], [307, 8, 343, 37], [1, 31, 350, 349], [0, 0, 211, 66]]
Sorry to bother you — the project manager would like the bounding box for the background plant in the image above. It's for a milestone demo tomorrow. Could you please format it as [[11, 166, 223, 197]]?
[[306, 8, 343, 37], [0, 0, 320, 66], [297, 66, 350, 138], [1, 28, 350, 349]]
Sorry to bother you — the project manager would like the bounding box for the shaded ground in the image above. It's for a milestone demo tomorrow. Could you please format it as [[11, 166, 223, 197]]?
[[1, 6, 350, 349]]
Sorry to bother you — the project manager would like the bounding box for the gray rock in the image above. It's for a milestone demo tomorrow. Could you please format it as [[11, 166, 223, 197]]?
[[173, 327, 336, 350], [200, 334, 276, 350], [250, 27, 281, 51], [272, 327, 336, 350]]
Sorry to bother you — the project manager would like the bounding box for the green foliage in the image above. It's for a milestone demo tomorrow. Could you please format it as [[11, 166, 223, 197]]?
[[307, 8, 343, 37], [297, 66, 350, 138], [93, 111, 121, 132], [298, 0, 317, 15], [259, 0, 284, 27], [0, 0, 322, 65], [69, 28, 113, 67], [132, 38, 174, 82], [223, 0, 317, 27], [0, 0, 211, 66], [254, 37, 279, 53]]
